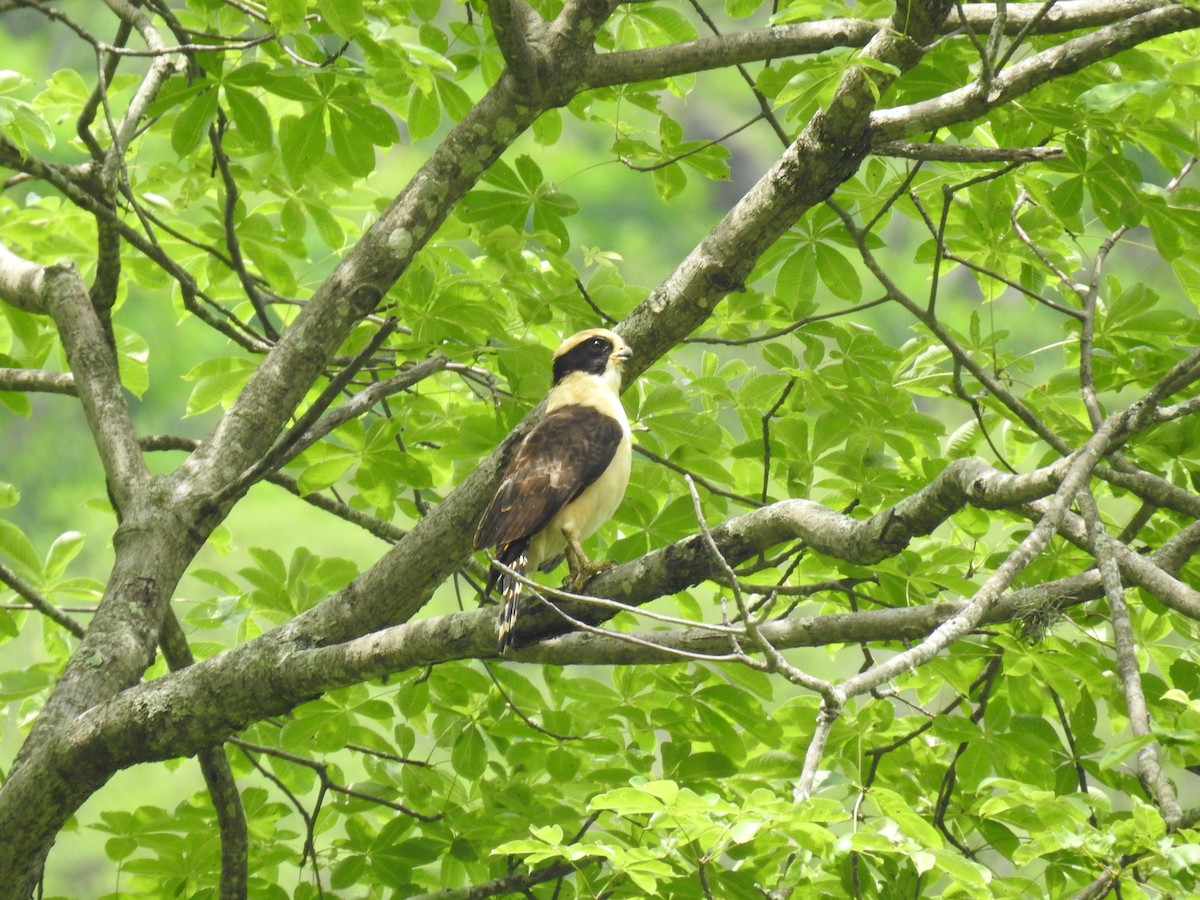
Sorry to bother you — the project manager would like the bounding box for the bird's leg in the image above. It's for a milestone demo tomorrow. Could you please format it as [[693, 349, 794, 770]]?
[[562, 529, 612, 589]]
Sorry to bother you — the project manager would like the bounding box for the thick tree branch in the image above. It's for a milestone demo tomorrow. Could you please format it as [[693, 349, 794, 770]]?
[[870, 4, 1200, 142], [0, 247, 148, 509], [1028, 499, 1200, 621], [873, 141, 1064, 163], [53, 447, 1154, 768], [0, 239, 52, 314], [584, 0, 1167, 89], [1077, 489, 1182, 827], [488, 0, 543, 89], [0, 369, 75, 395], [831, 405, 1140, 703]]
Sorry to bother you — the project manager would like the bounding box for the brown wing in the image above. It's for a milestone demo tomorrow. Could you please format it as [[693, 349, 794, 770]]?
[[474, 404, 624, 550]]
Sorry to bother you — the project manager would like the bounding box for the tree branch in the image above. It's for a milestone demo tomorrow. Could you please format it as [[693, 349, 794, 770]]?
[[870, 4, 1200, 142], [159, 610, 249, 900], [873, 141, 1064, 163], [1077, 489, 1182, 827], [0, 563, 86, 639], [833, 408, 1129, 702], [0, 246, 148, 509], [61, 439, 1195, 770], [1027, 498, 1200, 621], [0, 238, 52, 314], [0, 368, 76, 395], [584, 0, 1166, 89]]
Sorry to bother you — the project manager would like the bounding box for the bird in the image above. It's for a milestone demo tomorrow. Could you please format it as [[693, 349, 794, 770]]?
[[474, 328, 634, 654]]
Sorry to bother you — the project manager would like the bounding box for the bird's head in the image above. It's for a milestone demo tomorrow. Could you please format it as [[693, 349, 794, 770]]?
[[551, 328, 632, 387]]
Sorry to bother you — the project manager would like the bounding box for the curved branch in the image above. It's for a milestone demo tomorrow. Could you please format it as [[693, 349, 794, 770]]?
[[488, 0, 543, 87], [1078, 489, 1182, 826], [583, 0, 1167, 90], [870, 4, 1200, 142], [0, 239, 52, 314], [0, 246, 148, 507], [97, 0, 178, 185], [618, 0, 952, 378], [57, 451, 1097, 766], [1028, 499, 1200, 620]]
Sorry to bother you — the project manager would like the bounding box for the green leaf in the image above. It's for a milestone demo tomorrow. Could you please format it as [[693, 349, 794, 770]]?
[[262, 71, 323, 103], [532, 109, 562, 145], [653, 163, 687, 202], [0, 667, 55, 700], [330, 111, 375, 176], [105, 836, 137, 862], [869, 787, 944, 848], [814, 243, 861, 301], [1099, 733, 1156, 770], [266, 0, 306, 34], [0, 70, 30, 93], [223, 85, 272, 153], [318, 0, 365, 38], [6, 104, 54, 152], [280, 108, 327, 180], [530, 824, 563, 844], [0, 483, 19, 509], [170, 87, 218, 157], [451, 725, 486, 779], [340, 97, 400, 146], [434, 77, 472, 124], [776, 246, 818, 303], [408, 88, 440, 141], [297, 453, 358, 494], [590, 785, 669, 816], [116, 327, 149, 399], [43, 531, 85, 585], [0, 519, 41, 578], [280, 702, 351, 753], [182, 357, 257, 417]]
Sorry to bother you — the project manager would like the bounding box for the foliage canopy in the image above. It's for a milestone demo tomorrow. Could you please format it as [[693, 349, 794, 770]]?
[[2, 0, 1200, 897]]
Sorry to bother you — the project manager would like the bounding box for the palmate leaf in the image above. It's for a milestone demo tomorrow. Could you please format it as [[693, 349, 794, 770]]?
[[318, 0, 364, 39], [280, 107, 327, 180], [407, 86, 440, 140], [182, 357, 257, 416], [170, 87, 219, 157], [222, 85, 272, 153], [267, 0, 306, 34], [0, 519, 40, 579]]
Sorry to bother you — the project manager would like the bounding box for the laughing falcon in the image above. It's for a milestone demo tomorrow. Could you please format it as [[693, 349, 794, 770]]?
[[475, 328, 633, 654]]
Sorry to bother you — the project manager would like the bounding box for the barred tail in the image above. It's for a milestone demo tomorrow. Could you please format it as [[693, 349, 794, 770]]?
[[488, 540, 528, 655]]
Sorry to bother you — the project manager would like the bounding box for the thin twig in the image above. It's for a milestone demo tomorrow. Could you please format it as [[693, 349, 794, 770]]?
[[1078, 487, 1182, 827], [0, 563, 86, 638], [232, 738, 442, 822]]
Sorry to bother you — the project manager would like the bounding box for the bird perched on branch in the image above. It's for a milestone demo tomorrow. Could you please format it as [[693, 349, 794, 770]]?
[[474, 328, 634, 655]]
